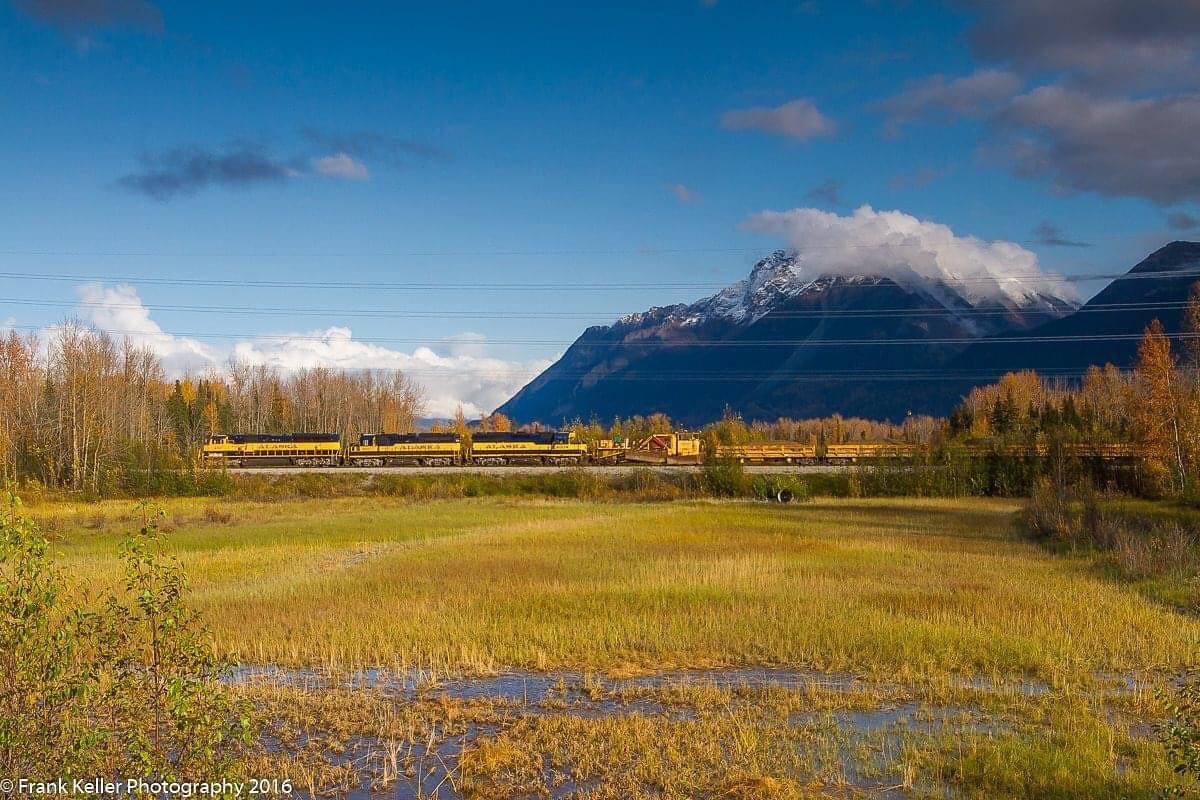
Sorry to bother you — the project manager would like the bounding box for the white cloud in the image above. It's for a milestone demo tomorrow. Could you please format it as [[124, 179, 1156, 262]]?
[[75, 283, 217, 373], [312, 152, 370, 181], [42, 284, 545, 418], [744, 204, 1074, 305], [231, 327, 551, 418], [720, 98, 836, 141]]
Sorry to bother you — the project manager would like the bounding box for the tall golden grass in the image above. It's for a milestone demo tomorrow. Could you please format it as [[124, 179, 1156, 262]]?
[[49, 496, 1200, 684]]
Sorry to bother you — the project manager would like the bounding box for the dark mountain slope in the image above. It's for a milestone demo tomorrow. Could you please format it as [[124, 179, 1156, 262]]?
[[498, 251, 1072, 425], [950, 241, 1200, 376]]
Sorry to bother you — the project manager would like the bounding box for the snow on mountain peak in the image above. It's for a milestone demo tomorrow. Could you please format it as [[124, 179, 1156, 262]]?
[[614, 207, 1078, 331], [743, 205, 1077, 309]]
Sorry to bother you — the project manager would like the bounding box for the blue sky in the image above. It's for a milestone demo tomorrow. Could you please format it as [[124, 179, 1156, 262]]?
[[2, 0, 1198, 415]]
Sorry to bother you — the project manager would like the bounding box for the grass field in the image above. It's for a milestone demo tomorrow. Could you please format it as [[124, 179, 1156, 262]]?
[[41, 495, 1200, 797], [47, 495, 1198, 679]]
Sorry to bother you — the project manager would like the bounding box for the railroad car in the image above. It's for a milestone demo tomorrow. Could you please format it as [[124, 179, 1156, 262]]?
[[468, 431, 588, 465], [201, 433, 342, 467], [822, 442, 916, 463], [624, 432, 703, 464], [712, 442, 819, 464], [589, 437, 631, 464], [962, 442, 1139, 461], [347, 432, 462, 466]]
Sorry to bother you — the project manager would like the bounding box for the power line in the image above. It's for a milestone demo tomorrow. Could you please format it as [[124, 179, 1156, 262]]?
[[0, 232, 1176, 258], [0, 296, 1193, 321], [0, 265, 1196, 291], [6, 322, 1196, 348]]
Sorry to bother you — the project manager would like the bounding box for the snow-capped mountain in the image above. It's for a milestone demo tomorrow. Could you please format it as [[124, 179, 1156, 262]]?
[[619, 250, 1072, 335], [497, 250, 1077, 425]]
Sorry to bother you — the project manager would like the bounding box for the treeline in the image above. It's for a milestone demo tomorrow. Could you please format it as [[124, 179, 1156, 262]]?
[[0, 324, 423, 492], [948, 317, 1199, 497]]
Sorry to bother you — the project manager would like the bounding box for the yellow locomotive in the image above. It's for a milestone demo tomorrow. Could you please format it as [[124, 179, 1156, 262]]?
[[468, 431, 589, 465], [201, 433, 341, 467], [347, 433, 462, 467]]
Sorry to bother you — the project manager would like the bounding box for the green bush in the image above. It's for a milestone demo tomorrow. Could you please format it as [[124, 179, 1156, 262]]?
[[1161, 668, 1200, 797], [701, 459, 751, 498], [1022, 479, 1200, 581], [0, 494, 253, 780], [750, 474, 811, 503]]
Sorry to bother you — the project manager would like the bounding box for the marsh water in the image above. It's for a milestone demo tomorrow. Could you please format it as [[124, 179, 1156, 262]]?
[[225, 665, 1156, 799]]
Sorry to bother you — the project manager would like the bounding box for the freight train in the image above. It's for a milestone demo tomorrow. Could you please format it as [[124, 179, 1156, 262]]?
[[202, 431, 591, 467], [201, 432, 1139, 468]]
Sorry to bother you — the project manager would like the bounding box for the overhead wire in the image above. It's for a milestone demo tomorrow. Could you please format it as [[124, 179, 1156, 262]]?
[[4, 322, 1196, 349], [0, 264, 1197, 291], [0, 295, 1194, 320]]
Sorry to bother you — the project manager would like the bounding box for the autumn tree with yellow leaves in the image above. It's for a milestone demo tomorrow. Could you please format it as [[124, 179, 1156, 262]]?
[[0, 323, 424, 492]]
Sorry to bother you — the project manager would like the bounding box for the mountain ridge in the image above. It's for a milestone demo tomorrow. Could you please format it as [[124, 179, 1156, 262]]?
[[948, 240, 1200, 377], [498, 249, 1079, 425]]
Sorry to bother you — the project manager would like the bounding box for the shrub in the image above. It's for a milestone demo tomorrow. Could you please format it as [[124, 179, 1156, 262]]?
[[1161, 667, 1200, 797], [702, 459, 751, 498], [609, 468, 686, 501], [0, 494, 253, 780], [1022, 478, 1200, 580], [750, 475, 811, 504]]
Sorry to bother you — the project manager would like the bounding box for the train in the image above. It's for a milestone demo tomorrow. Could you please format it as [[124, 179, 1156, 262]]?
[[711, 440, 1139, 464], [200, 431, 1140, 468], [202, 431, 592, 467]]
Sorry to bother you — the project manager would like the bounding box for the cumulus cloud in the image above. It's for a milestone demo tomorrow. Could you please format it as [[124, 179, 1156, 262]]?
[[720, 98, 836, 141], [743, 204, 1073, 305], [668, 183, 700, 204], [957, 0, 1200, 90], [231, 327, 551, 418], [51, 283, 546, 418], [996, 87, 1200, 204], [1168, 211, 1200, 231], [12, 0, 163, 34], [312, 152, 369, 181], [879, 69, 1022, 134], [117, 144, 302, 201], [74, 283, 216, 372], [1031, 221, 1091, 248]]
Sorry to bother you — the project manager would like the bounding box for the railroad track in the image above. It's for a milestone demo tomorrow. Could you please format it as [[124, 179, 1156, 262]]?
[[227, 464, 855, 476]]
